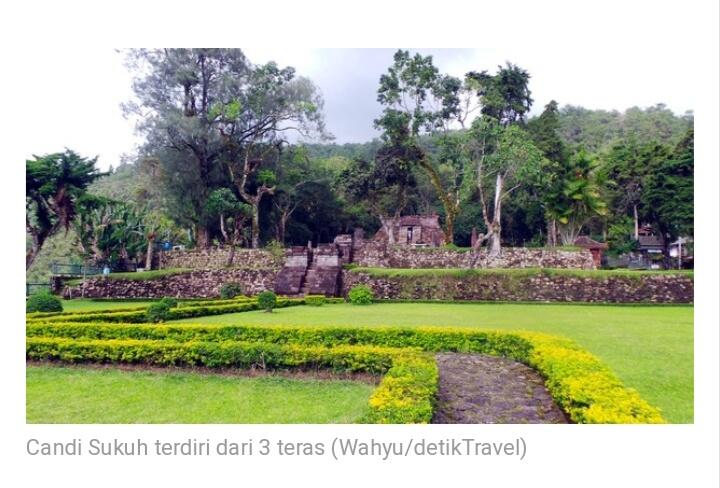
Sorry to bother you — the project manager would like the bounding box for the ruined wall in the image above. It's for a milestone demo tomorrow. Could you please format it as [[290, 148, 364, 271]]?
[[159, 248, 280, 270], [63, 269, 279, 299], [342, 270, 693, 303], [352, 243, 596, 270]]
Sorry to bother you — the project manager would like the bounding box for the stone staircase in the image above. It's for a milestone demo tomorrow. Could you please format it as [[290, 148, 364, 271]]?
[[274, 244, 342, 297]]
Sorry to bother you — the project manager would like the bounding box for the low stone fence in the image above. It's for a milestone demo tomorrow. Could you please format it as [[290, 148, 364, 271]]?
[[342, 269, 693, 303], [352, 243, 596, 270], [159, 248, 280, 270], [63, 269, 279, 299]]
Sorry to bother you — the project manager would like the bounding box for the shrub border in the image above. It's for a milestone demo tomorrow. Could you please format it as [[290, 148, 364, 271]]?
[[27, 322, 664, 423]]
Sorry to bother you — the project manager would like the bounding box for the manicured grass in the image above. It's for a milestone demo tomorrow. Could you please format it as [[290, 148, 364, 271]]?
[[26, 365, 373, 423], [59, 299, 159, 312], [171, 302, 693, 423]]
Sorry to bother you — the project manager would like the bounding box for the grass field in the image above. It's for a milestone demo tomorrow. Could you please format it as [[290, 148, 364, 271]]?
[[26, 365, 373, 423], [171, 302, 694, 423]]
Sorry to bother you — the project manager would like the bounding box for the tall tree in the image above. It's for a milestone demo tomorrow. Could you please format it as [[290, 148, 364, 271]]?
[[125, 48, 251, 248], [374, 50, 466, 243], [528, 100, 567, 246], [26, 150, 102, 270], [466, 63, 540, 255], [216, 62, 327, 248], [641, 128, 694, 262]]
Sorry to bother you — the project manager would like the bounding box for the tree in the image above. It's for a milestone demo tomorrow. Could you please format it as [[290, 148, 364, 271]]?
[[528, 100, 568, 246], [271, 146, 321, 244], [125, 48, 252, 248], [339, 150, 417, 244], [465, 63, 540, 255], [374, 50, 467, 243], [641, 128, 694, 261], [216, 62, 327, 248], [26, 150, 102, 270], [205, 188, 252, 265], [553, 150, 608, 245], [73, 196, 146, 269], [469, 122, 545, 255]]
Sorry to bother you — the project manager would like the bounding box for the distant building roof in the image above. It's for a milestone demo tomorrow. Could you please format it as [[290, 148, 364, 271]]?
[[638, 235, 664, 249]]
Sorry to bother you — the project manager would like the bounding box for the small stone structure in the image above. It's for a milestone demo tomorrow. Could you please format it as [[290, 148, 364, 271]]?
[[574, 236, 608, 268], [374, 215, 446, 247]]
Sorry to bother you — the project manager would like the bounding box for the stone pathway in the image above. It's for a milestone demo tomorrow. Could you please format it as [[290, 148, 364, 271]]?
[[431, 353, 569, 424]]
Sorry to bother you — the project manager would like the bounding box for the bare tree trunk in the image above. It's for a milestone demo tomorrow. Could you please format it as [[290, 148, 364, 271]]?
[[251, 201, 260, 249], [278, 213, 289, 245], [380, 217, 397, 245], [633, 205, 639, 240], [196, 225, 211, 248], [227, 244, 236, 267], [145, 236, 154, 270], [486, 174, 504, 257], [546, 219, 557, 247], [26, 240, 42, 271]]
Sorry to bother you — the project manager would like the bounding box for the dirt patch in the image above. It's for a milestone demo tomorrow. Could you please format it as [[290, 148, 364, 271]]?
[[432, 353, 569, 424], [26, 360, 381, 384]]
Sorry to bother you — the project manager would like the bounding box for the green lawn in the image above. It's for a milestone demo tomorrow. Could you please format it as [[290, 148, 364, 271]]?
[[26, 365, 373, 423], [171, 302, 694, 423], [59, 299, 158, 312]]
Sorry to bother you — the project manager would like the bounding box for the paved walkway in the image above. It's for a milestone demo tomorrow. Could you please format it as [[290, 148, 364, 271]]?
[[431, 353, 569, 424]]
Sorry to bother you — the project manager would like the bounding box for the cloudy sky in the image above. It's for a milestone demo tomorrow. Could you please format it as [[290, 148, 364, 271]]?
[[23, 47, 696, 170]]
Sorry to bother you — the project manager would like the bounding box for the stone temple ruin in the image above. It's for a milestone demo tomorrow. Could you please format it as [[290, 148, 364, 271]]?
[[374, 214, 445, 247]]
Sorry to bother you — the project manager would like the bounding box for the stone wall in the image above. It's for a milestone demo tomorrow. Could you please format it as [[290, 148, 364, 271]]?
[[352, 242, 596, 270], [63, 269, 279, 299], [159, 248, 280, 270], [342, 270, 693, 303]]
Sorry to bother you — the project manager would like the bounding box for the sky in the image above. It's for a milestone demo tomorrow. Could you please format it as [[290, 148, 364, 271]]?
[[22, 47, 696, 170]]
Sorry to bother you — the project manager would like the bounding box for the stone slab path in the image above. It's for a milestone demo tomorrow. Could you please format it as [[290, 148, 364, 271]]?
[[431, 353, 569, 424]]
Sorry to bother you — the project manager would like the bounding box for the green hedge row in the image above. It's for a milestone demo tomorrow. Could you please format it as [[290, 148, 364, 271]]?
[[26, 299, 305, 324], [26, 337, 436, 424], [27, 323, 663, 423]]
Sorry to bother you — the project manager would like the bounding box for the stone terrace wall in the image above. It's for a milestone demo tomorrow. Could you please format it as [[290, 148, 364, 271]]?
[[353, 242, 596, 270], [342, 270, 693, 303], [159, 248, 280, 270], [63, 269, 278, 299]]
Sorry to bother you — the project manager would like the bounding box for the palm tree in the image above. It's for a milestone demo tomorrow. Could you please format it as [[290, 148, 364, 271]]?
[[553, 150, 608, 245], [26, 150, 101, 270]]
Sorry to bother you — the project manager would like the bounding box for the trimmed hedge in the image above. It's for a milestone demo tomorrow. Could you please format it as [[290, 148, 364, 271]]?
[[26, 299, 305, 324], [305, 295, 326, 306], [27, 322, 664, 423], [26, 337, 436, 424]]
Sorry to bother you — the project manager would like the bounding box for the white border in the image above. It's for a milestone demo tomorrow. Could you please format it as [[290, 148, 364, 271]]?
[[1, 1, 718, 487]]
